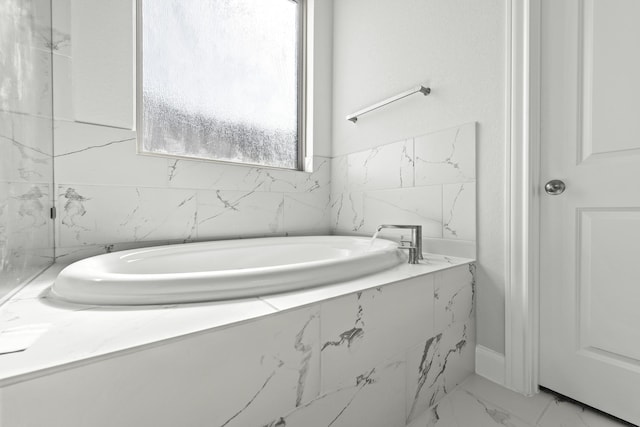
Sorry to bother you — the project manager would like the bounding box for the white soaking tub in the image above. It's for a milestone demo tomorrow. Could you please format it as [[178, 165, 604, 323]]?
[[51, 236, 406, 305]]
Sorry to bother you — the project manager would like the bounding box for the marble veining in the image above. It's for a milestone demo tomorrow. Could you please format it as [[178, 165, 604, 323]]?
[[414, 123, 476, 186], [443, 184, 465, 237], [0, 257, 474, 426], [331, 123, 476, 257], [0, 0, 54, 301], [263, 359, 406, 427], [0, 114, 53, 184], [53, 115, 331, 257], [321, 291, 366, 352], [215, 310, 320, 427], [408, 375, 630, 427], [330, 191, 365, 232], [54, 136, 136, 158], [347, 139, 414, 191]]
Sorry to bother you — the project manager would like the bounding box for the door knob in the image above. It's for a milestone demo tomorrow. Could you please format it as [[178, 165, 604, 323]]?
[[545, 180, 566, 195]]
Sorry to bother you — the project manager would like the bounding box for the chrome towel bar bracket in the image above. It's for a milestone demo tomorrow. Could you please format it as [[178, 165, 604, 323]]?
[[346, 85, 431, 123]]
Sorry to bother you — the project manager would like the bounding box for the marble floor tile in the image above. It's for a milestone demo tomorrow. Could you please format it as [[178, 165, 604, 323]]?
[[537, 398, 633, 427], [409, 375, 633, 427], [410, 387, 534, 427], [460, 375, 553, 426]]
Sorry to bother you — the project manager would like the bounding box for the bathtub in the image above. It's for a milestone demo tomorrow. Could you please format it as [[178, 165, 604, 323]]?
[[51, 236, 406, 305]]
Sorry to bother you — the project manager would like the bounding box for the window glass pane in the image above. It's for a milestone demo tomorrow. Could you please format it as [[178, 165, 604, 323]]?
[[141, 0, 300, 169]]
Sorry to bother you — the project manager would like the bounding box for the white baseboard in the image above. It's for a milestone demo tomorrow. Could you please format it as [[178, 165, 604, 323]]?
[[475, 345, 505, 386]]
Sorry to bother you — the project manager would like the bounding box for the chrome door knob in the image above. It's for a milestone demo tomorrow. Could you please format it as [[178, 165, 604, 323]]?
[[545, 179, 566, 195]]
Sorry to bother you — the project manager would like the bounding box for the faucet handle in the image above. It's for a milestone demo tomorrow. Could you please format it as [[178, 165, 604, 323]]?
[[397, 245, 419, 264]]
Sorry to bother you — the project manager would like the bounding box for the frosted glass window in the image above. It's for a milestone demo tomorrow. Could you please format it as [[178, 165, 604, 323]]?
[[140, 0, 302, 170]]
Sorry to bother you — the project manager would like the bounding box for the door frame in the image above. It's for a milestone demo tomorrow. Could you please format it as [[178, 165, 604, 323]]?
[[504, 0, 542, 396]]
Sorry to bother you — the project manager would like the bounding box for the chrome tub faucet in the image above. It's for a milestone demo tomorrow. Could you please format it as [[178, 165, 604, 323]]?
[[376, 224, 423, 264]]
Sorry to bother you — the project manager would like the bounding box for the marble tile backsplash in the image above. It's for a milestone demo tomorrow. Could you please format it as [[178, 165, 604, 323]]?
[[331, 123, 477, 258], [0, 0, 55, 300], [53, 122, 332, 260]]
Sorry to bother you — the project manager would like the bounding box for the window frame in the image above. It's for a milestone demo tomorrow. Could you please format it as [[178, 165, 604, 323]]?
[[135, 0, 307, 171]]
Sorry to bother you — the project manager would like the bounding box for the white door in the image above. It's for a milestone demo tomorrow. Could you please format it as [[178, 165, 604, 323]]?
[[539, 0, 640, 424]]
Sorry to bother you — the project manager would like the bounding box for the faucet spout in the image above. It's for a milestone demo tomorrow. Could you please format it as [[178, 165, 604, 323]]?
[[376, 224, 423, 262]]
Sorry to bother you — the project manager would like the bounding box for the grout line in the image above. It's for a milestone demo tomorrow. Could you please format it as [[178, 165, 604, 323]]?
[[258, 297, 280, 311], [534, 397, 555, 426]]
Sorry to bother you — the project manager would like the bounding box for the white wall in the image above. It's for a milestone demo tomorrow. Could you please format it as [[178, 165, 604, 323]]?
[[331, 0, 507, 354]]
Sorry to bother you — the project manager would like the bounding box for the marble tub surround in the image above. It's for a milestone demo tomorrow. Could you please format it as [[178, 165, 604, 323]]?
[[407, 375, 631, 427], [0, 0, 55, 301], [0, 254, 472, 383], [0, 258, 473, 427], [53, 121, 332, 259], [331, 123, 476, 258]]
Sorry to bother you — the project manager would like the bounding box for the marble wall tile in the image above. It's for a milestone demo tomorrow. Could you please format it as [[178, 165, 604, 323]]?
[[1, 0, 52, 51], [52, 55, 73, 120], [330, 123, 476, 257], [410, 387, 534, 427], [362, 186, 443, 238], [56, 185, 198, 247], [406, 266, 475, 424], [1, 45, 52, 117], [268, 358, 407, 427], [406, 320, 475, 424], [0, 0, 54, 301], [52, 119, 332, 259], [53, 121, 166, 188], [331, 191, 365, 233], [0, 183, 54, 298], [167, 156, 330, 194], [51, 0, 71, 55], [320, 276, 435, 391], [7, 183, 52, 239], [197, 190, 284, 239], [443, 183, 476, 241], [284, 192, 332, 234], [434, 265, 475, 334], [422, 238, 476, 260], [0, 112, 53, 184], [415, 123, 476, 186], [347, 139, 414, 191], [1, 307, 322, 427], [330, 154, 349, 195]]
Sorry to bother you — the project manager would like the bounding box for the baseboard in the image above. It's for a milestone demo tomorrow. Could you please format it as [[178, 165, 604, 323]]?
[[475, 345, 505, 386]]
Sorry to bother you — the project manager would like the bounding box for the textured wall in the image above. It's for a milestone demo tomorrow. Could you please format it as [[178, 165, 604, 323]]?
[[332, 0, 507, 354], [0, 0, 55, 300], [0, 265, 475, 427]]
